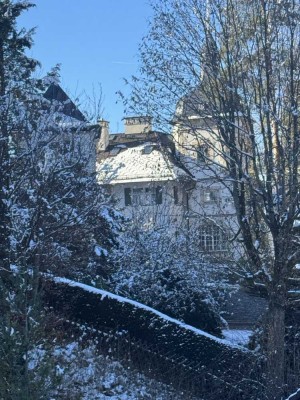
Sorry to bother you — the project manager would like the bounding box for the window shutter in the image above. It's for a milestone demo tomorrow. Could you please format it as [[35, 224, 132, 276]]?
[[173, 186, 178, 204], [124, 188, 132, 206], [155, 186, 162, 205]]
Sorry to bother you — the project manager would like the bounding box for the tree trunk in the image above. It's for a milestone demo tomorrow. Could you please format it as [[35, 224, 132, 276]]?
[[265, 290, 286, 400]]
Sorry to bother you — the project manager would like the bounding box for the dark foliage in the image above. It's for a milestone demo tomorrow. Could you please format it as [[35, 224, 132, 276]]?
[[44, 277, 260, 400]]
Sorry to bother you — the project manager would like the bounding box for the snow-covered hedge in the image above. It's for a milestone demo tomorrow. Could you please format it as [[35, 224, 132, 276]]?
[[44, 277, 253, 379]]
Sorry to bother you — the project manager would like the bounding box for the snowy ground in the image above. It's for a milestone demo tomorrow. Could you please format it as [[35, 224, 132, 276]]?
[[222, 330, 252, 346]]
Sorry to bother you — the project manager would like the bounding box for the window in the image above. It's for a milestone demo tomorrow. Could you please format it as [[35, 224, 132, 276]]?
[[110, 147, 121, 156], [142, 145, 154, 154], [196, 145, 210, 163], [124, 186, 163, 206], [202, 189, 219, 203], [155, 186, 163, 205], [124, 188, 132, 206], [173, 186, 179, 205], [199, 224, 227, 252], [132, 188, 144, 205], [110, 145, 126, 156]]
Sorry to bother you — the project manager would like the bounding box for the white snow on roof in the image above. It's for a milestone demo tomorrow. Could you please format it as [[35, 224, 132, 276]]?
[[97, 144, 190, 184], [52, 276, 248, 351]]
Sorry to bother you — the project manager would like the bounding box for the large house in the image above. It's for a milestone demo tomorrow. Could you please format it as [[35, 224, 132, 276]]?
[[97, 117, 193, 230], [96, 115, 240, 257], [42, 84, 266, 327]]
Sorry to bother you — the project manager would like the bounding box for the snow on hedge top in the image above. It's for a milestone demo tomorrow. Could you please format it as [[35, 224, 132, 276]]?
[[97, 144, 190, 184], [53, 276, 247, 351], [285, 388, 300, 400]]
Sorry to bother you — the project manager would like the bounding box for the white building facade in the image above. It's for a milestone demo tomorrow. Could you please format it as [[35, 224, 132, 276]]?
[[96, 115, 240, 259]]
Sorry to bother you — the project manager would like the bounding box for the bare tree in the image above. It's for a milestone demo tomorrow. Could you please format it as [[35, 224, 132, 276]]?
[[124, 0, 300, 397]]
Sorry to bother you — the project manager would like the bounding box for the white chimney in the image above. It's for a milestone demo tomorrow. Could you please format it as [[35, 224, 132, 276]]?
[[124, 116, 152, 135], [97, 119, 109, 151]]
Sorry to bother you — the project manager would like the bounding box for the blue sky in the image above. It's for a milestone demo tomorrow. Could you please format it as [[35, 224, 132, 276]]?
[[18, 1, 152, 132]]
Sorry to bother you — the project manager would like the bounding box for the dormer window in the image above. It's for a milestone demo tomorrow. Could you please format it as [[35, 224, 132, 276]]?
[[110, 145, 127, 156], [110, 147, 121, 156], [142, 145, 154, 155]]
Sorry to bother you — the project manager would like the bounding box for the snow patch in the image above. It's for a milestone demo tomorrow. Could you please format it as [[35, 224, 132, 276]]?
[[222, 330, 252, 346], [94, 245, 108, 257]]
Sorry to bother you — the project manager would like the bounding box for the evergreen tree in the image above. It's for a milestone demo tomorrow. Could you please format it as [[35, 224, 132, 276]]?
[[0, 2, 115, 397], [0, 0, 37, 272], [110, 221, 234, 336], [0, 3, 47, 397]]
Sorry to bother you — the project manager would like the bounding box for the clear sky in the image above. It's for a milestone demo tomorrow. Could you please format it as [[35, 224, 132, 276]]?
[[18, 0, 153, 132]]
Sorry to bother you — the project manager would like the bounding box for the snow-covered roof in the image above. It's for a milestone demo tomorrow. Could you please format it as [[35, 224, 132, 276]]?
[[97, 143, 191, 184]]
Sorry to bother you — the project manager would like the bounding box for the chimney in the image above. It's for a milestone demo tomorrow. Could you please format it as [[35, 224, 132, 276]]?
[[124, 116, 152, 135], [97, 119, 109, 151]]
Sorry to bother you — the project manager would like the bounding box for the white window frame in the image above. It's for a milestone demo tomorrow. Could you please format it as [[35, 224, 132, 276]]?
[[202, 189, 219, 203], [199, 224, 227, 252]]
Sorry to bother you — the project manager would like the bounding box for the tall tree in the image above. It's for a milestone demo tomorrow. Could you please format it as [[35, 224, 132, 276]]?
[[0, 0, 37, 272], [125, 0, 300, 397], [0, 3, 46, 397]]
